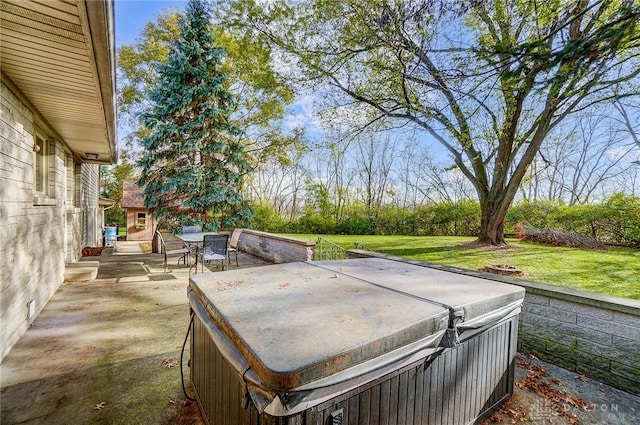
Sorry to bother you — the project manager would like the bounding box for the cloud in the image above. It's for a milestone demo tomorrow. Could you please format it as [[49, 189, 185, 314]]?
[[282, 94, 318, 132]]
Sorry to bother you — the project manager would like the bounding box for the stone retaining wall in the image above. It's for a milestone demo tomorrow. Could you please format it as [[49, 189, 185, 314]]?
[[347, 249, 640, 395], [237, 229, 315, 263]]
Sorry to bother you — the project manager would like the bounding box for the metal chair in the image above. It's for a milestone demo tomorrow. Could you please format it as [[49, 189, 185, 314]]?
[[180, 225, 202, 265], [156, 230, 191, 273], [181, 226, 202, 234], [227, 228, 242, 266], [196, 234, 229, 273]]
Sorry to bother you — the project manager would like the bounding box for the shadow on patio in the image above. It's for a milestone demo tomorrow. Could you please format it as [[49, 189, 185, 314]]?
[[0, 241, 268, 425]]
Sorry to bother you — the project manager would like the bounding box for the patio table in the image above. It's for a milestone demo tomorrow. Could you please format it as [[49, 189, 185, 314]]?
[[174, 232, 219, 244], [174, 232, 218, 266]]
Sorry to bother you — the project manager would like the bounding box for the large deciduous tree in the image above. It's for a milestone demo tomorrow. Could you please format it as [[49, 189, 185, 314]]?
[[138, 0, 252, 230], [226, 0, 640, 244]]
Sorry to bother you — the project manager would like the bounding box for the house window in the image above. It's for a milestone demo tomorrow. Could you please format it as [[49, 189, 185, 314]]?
[[136, 212, 147, 228], [34, 136, 49, 195]]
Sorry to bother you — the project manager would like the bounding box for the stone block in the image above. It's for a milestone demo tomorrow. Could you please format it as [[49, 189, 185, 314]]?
[[579, 315, 640, 340], [523, 302, 578, 324], [549, 298, 615, 321], [574, 349, 611, 371], [577, 338, 640, 369], [610, 361, 640, 386], [576, 364, 615, 388], [520, 322, 576, 348], [612, 335, 640, 353], [522, 312, 612, 345], [541, 350, 578, 372], [517, 332, 548, 352], [613, 311, 640, 328], [524, 293, 550, 306]]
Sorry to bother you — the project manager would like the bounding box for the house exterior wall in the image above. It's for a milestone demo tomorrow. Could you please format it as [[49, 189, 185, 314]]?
[[66, 160, 83, 263], [0, 81, 102, 361]]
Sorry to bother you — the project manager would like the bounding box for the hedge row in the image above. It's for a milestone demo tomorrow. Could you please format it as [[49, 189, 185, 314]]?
[[250, 193, 640, 246]]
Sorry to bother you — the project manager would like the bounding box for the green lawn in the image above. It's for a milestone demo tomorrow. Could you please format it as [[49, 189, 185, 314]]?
[[283, 234, 640, 300]]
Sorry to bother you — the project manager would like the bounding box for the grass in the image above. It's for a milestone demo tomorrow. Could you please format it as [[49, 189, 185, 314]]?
[[283, 234, 640, 300]]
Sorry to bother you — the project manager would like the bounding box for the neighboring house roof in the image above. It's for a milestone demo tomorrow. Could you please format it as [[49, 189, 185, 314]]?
[[0, 0, 117, 164], [122, 181, 146, 209]]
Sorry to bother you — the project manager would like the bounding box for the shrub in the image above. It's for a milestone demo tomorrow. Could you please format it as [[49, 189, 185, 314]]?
[[505, 200, 562, 235], [336, 213, 371, 235]]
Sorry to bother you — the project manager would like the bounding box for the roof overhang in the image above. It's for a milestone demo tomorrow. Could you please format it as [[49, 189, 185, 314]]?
[[1, 0, 117, 164], [99, 197, 116, 208]]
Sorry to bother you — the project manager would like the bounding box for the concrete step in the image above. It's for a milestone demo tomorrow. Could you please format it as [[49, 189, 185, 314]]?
[[66, 261, 99, 269], [64, 262, 98, 282]]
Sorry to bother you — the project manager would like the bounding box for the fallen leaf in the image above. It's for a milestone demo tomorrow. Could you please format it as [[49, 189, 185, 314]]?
[[167, 397, 175, 404], [162, 358, 178, 368], [488, 412, 503, 423], [87, 345, 97, 350], [182, 399, 193, 407], [575, 374, 587, 383], [93, 402, 106, 410]]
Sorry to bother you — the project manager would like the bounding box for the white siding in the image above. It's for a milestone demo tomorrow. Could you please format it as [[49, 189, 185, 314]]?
[[0, 81, 101, 361]]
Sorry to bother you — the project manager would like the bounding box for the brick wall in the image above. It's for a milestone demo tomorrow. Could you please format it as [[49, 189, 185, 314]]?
[[238, 229, 315, 263], [346, 249, 640, 395], [1, 82, 65, 360]]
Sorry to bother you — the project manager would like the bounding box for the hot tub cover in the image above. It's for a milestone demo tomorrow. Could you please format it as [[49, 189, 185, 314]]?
[[189, 261, 449, 389], [317, 258, 525, 341], [188, 258, 525, 415]]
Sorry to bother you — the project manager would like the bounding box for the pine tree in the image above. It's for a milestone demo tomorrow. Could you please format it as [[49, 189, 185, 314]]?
[[137, 0, 252, 231]]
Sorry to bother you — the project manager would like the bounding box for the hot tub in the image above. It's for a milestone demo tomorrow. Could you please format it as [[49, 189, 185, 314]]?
[[188, 258, 524, 425]]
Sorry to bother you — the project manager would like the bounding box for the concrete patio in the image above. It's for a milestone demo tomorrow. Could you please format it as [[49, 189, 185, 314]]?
[[1, 242, 267, 425], [1, 242, 638, 424]]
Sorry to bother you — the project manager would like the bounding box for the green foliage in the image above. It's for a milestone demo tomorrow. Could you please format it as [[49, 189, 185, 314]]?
[[505, 200, 563, 233], [296, 213, 336, 234], [251, 194, 640, 246], [117, 3, 297, 163], [101, 159, 137, 227], [249, 202, 288, 232], [336, 212, 371, 235], [600, 193, 640, 246], [373, 207, 418, 235], [103, 206, 125, 228], [429, 200, 481, 236], [506, 194, 640, 246], [137, 0, 252, 231], [117, 13, 180, 117]]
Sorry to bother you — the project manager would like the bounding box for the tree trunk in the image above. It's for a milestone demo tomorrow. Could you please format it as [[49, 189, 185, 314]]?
[[477, 199, 509, 245]]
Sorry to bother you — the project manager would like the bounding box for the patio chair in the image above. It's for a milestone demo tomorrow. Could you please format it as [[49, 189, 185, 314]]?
[[227, 228, 243, 266], [180, 225, 202, 264], [156, 230, 191, 273], [181, 225, 202, 234], [197, 234, 229, 273]]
